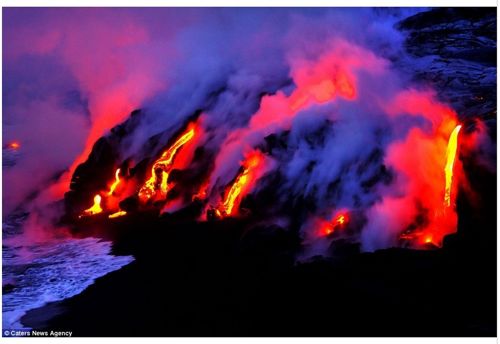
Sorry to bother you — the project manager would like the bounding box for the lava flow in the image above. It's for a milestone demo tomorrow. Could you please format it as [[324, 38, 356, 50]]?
[[214, 150, 265, 218], [321, 211, 349, 236], [192, 180, 209, 201], [79, 168, 122, 218], [109, 210, 127, 218], [138, 124, 196, 202], [444, 124, 462, 207], [398, 122, 463, 246], [80, 194, 103, 218], [107, 168, 121, 196]]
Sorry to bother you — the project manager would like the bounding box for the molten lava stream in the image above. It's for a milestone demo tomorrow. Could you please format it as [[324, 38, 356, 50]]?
[[80, 194, 103, 218], [444, 124, 462, 207], [138, 124, 196, 202], [215, 151, 265, 218], [107, 168, 121, 196], [399, 123, 462, 247], [109, 210, 127, 219], [321, 211, 349, 236], [7, 141, 20, 149], [79, 168, 123, 218]]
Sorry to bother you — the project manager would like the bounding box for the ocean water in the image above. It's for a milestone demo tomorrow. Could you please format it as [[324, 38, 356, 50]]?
[[2, 228, 134, 329], [2, 143, 134, 329]]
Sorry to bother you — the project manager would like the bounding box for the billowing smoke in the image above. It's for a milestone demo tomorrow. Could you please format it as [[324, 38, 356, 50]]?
[[3, 8, 492, 255]]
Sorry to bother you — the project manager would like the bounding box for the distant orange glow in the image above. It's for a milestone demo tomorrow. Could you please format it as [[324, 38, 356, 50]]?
[[322, 223, 334, 236], [399, 231, 436, 246], [7, 141, 20, 149], [336, 72, 356, 99]]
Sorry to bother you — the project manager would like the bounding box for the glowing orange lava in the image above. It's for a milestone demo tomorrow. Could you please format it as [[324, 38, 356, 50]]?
[[444, 124, 462, 207], [321, 211, 349, 236], [398, 123, 462, 246], [321, 222, 335, 236], [107, 168, 121, 196], [192, 180, 209, 201], [138, 124, 196, 202], [7, 141, 20, 149], [336, 213, 347, 226], [400, 229, 440, 246], [80, 194, 103, 218], [216, 151, 264, 217], [108, 210, 127, 218]]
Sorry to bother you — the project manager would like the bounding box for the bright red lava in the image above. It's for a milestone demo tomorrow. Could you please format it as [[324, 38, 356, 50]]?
[[320, 211, 350, 236]]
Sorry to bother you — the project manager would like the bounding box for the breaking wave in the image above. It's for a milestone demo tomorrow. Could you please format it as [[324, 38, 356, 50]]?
[[2, 236, 133, 329]]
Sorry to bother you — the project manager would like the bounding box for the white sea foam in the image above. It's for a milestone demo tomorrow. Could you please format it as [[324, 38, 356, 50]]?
[[2, 237, 134, 329]]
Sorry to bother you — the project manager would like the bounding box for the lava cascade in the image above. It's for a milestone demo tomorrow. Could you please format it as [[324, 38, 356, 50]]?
[[138, 123, 197, 202], [444, 125, 462, 207], [212, 150, 266, 218]]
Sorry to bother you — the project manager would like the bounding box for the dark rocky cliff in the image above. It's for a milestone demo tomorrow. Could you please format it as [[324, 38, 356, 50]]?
[[396, 7, 496, 123]]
